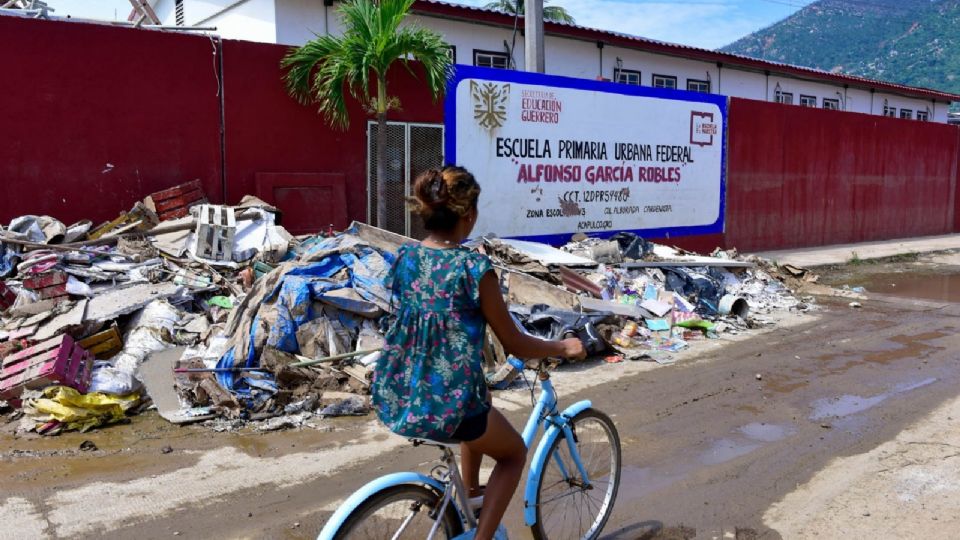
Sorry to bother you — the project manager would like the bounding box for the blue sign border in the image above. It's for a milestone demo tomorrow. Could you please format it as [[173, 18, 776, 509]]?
[[444, 64, 728, 246]]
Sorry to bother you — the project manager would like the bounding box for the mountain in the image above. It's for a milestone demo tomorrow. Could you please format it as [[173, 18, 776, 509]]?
[[720, 0, 960, 96]]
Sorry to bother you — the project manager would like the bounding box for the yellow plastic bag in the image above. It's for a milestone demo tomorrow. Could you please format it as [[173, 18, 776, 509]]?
[[30, 386, 140, 433]]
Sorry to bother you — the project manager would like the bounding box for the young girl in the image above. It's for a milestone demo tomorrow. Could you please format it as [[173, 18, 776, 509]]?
[[372, 166, 585, 540]]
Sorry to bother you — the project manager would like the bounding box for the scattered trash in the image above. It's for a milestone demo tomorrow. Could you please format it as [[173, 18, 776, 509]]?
[[849, 302, 863, 309], [0, 181, 818, 435]]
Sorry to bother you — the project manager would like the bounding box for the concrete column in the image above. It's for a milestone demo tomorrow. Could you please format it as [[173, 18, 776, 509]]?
[[524, 0, 544, 73]]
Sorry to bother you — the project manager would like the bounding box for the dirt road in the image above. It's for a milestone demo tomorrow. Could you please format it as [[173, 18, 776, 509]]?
[[2, 259, 959, 540]]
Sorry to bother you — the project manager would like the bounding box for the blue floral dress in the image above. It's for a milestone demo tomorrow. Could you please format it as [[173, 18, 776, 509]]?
[[372, 244, 493, 441]]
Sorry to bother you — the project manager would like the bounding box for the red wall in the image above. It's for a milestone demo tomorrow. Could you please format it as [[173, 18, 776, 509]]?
[[219, 39, 443, 227], [725, 98, 960, 251], [0, 16, 223, 225], [3, 16, 959, 253]]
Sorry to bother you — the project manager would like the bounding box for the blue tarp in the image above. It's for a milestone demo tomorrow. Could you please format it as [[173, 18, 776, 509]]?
[[215, 234, 396, 407]]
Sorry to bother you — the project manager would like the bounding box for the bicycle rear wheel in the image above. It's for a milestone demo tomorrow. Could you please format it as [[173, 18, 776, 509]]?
[[333, 484, 464, 540], [531, 408, 621, 540]]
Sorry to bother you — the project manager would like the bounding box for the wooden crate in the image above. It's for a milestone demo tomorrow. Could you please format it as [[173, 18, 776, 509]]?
[[77, 325, 123, 360], [192, 204, 236, 261], [22, 270, 69, 303], [145, 180, 207, 221], [0, 334, 93, 400]]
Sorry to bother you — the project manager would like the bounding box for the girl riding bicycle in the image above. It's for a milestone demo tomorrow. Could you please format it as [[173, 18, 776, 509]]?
[[372, 166, 585, 540]]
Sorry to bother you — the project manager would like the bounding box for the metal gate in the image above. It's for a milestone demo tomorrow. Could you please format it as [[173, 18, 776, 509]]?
[[367, 122, 444, 238]]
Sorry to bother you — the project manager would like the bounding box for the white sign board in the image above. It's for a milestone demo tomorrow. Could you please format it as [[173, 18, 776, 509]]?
[[445, 67, 727, 244]]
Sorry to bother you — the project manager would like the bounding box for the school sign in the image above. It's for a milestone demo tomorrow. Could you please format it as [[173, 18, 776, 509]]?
[[445, 66, 727, 244]]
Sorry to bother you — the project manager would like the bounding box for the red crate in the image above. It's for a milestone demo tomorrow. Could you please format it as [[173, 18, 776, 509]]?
[[0, 334, 93, 400], [0, 281, 15, 311], [147, 180, 207, 221]]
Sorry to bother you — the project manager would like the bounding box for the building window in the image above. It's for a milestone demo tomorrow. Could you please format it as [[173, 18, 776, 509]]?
[[652, 74, 677, 90], [899, 109, 913, 120], [775, 91, 794, 105], [822, 98, 840, 110], [917, 111, 929, 122], [799, 95, 817, 107], [883, 105, 896, 117], [175, 0, 184, 26], [687, 79, 710, 93], [614, 69, 641, 86], [446, 46, 456, 64], [473, 50, 509, 69]]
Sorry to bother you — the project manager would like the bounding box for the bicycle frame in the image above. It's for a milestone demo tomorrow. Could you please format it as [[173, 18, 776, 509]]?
[[520, 369, 594, 526], [317, 366, 595, 540]]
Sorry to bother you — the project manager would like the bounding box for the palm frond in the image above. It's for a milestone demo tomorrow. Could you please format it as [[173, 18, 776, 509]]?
[[281, 0, 453, 129], [482, 0, 576, 23]]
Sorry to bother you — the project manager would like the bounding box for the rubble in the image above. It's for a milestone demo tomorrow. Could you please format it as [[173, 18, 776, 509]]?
[[0, 183, 818, 436]]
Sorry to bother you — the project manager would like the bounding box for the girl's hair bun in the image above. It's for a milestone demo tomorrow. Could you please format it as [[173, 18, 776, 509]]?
[[409, 166, 481, 231]]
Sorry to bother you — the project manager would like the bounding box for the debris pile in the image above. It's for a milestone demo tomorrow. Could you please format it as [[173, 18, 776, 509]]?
[[0, 180, 815, 435]]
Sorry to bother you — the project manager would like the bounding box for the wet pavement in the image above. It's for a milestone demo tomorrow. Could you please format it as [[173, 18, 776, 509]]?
[[846, 272, 960, 303], [2, 263, 960, 539]]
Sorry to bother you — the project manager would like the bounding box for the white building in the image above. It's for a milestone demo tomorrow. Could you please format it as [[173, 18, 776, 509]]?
[[146, 0, 957, 122]]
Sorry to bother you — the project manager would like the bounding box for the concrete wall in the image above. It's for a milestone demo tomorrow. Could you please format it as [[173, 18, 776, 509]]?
[[275, 0, 330, 45]]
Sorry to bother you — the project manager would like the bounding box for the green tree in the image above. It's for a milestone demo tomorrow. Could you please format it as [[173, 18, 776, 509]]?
[[282, 0, 452, 229], [484, 0, 576, 24]]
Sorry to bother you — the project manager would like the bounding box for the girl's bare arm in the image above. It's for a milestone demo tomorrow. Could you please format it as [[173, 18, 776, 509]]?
[[478, 271, 585, 360]]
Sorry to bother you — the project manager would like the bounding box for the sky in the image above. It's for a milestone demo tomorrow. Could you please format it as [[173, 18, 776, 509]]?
[[41, 0, 816, 49]]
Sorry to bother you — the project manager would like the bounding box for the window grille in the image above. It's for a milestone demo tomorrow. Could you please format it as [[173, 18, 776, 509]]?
[[686, 79, 710, 93], [652, 74, 677, 89], [614, 69, 641, 86], [474, 50, 509, 69], [368, 122, 444, 238]]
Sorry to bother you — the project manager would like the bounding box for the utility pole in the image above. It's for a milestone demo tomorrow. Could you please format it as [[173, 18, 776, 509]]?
[[524, 0, 545, 73]]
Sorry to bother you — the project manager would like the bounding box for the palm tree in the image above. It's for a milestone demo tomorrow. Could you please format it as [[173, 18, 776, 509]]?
[[484, 0, 576, 24], [282, 0, 452, 230]]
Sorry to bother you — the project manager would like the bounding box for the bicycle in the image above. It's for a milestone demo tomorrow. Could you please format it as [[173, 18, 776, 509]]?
[[318, 359, 622, 540]]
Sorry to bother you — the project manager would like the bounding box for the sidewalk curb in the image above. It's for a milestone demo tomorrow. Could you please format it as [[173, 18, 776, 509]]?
[[757, 234, 960, 268]]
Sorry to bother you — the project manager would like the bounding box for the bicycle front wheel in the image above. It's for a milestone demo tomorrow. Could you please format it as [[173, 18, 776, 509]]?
[[333, 483, 464, 540], [531, 408, 621, 540]]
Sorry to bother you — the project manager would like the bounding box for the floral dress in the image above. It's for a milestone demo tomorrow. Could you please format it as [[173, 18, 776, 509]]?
[[372, 244, 493, 441]]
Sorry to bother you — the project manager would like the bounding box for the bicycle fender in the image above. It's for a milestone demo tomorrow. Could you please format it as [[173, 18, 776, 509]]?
[[522, 399, 592, 525], [317, 471, 445, 540]]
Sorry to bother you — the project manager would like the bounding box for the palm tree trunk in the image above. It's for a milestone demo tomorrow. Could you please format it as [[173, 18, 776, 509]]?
[[375, 76, 389, 229]]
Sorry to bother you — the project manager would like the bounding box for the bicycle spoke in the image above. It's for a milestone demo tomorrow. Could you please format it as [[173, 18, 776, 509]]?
[[534, 412, 620, 540]]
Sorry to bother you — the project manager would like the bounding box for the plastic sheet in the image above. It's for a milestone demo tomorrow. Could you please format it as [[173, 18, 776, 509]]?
[[509, 304, 612, 356], [24, 385, 140, 433], [215, 234, 395, 408]]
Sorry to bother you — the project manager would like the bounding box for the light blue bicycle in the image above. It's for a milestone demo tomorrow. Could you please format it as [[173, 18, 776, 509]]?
[[318, 359, 621, 540]]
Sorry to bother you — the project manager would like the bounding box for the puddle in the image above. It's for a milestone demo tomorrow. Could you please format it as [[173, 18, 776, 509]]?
[[618, 465, 692, 501], [619, 422, 797, 501], [739, 422, 795, 442], [699, 422, 795, 466], [700, 438, 762, 465], [810, 377, 937, 420], [851, 272, 960, 303]]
